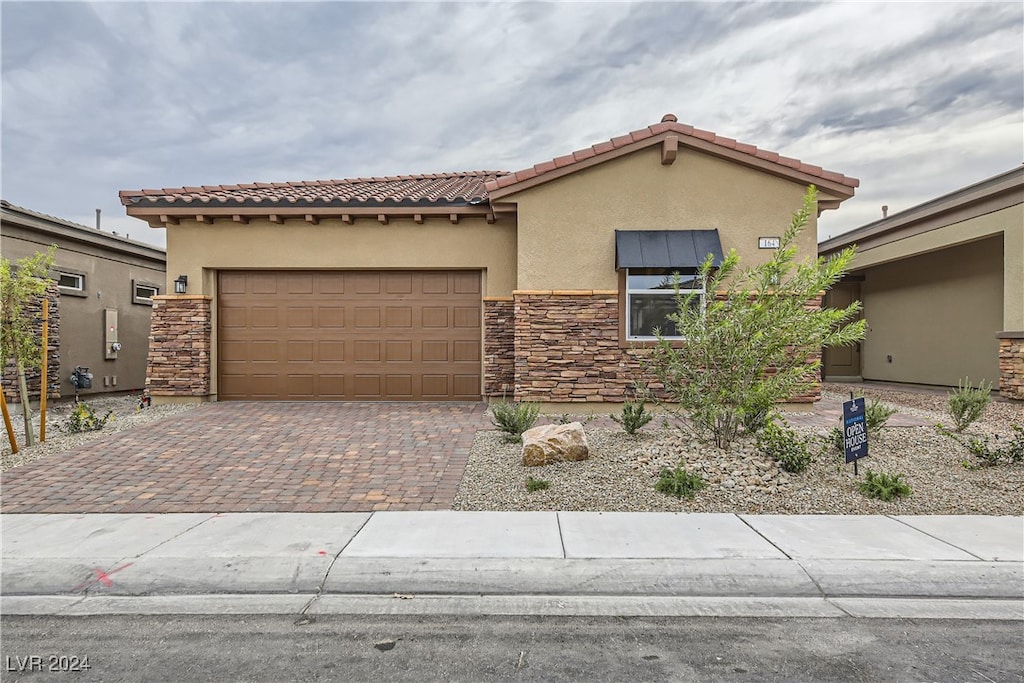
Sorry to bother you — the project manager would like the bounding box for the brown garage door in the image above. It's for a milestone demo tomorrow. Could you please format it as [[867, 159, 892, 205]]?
[[217, 271, 481, 400]]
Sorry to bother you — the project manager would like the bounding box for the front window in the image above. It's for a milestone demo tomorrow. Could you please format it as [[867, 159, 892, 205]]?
[[626, 268, 704, 340]]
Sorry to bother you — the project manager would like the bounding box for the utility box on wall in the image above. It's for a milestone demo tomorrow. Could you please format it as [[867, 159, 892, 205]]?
[[104, 308, 120, 359]]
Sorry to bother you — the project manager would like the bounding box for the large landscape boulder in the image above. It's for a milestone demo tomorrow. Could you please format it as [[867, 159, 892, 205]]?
[[521, 422, 589, 467]]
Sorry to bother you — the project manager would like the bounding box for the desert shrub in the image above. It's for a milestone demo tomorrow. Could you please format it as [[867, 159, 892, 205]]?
[[757, 420, 812, 473], [490, 401, 540, 443], [525, 476, 550, 492], [655, 466, 706, 499], [610, 400, 655, 435], [965, 425, 1024, 466], [947, 378, 992, 432], [864, 399, 896, 435], [639, 186, 865, 448], [858, 469, 911, 501], [61, 401, 113, 434], [741, 389, 777, 436]]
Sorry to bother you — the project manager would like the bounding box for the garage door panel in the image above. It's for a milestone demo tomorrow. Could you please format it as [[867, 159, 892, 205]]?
[[218, 270, 481, 400], [421, 375, 449, 397], [287, 307, 314, 328], [318, 306, 345, 327], [319, 341, 345, 362], [353, 375, 382, 397], [287, 340, 314, 362], [354, 307, 381, 328], [386, 306, 413, 328], [354, 340, 381, 362], [386, 340, 413, 362], [250, 307, 278, 327], [422, 307, 448, 328]]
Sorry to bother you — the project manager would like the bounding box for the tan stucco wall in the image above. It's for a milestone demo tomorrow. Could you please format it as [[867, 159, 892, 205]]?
[[847, 203, 1023, 331], [859, 236, 1003, 387], [165, 215, 517, 298], [2, 227, 165, 395], [502, 146, 829, 291]]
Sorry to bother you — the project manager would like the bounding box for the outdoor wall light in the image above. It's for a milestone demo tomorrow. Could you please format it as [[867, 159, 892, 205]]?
[[174, 275, 188, 294]]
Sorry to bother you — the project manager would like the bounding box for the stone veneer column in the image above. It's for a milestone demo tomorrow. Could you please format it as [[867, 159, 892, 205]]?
[[997, 332, 1024, 400], [146, 295, 212, 399], [483, 298, 515, 397], [513, 290, 632, 403], [2, 282, 61, 402]]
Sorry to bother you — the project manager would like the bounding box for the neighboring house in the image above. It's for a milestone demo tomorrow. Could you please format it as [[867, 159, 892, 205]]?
[[1, 200, 167, 401], [819, 167, 1023, 400], [119, 114, 859, 405]]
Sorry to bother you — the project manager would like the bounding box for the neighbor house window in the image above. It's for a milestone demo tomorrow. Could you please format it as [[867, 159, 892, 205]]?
[[626, 268, 704, 340], [57, 271, 85, 292], [133, 280, 160, 305]]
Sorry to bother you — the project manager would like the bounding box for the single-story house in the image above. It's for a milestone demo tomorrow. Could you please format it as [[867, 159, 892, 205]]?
[[819, 166, 1023, 400], [119, 114, 859, 406], [1, 200, 167, 400]]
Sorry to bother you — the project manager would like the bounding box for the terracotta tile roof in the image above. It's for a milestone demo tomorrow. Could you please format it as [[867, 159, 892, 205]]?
[[119, 171, 510, 208], [484, 114, 860, 194]]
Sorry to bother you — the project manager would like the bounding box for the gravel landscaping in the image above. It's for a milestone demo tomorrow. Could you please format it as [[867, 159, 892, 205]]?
[[1, 393, 198, 472], [453, 384, 1024, 515], [4, 385, 1022, 515]]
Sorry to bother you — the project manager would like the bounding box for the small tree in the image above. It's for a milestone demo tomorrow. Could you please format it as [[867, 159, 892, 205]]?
[[641, 186, 865, 448], [1, 246, 57, 446]]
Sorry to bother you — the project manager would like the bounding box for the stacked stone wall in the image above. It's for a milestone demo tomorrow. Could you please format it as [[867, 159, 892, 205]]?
[[997, 333, 1024, 401], [484, 299, 515, 397], [146, 295, 211, 396], [2, 282, 61, 402], [511, 290, 821, 404]]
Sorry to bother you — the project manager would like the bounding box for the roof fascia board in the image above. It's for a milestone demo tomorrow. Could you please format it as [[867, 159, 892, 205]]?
[[2, 208, 166, 261], [819, 170, 1024, 254], [128, 204, 496, 225], [487, 132, 856, 202]]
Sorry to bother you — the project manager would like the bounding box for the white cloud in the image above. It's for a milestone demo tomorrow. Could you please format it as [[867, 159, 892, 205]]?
[[2, 1, 1020, 249]]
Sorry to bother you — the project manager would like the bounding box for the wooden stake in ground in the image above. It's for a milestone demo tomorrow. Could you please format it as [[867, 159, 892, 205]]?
[[1, 390, 18, 454], [40, 298, 49, 443]]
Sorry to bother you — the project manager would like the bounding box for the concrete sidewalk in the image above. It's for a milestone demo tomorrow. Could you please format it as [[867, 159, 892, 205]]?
[[2, 512, 1021, 619]]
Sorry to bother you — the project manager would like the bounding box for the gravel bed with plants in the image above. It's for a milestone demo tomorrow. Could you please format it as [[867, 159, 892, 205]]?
[[453, 385, 1024, 515], [1, 393, 198, 472]]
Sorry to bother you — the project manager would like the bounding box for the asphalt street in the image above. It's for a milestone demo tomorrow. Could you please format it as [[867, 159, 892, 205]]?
[[3, 615, 1023, 683]]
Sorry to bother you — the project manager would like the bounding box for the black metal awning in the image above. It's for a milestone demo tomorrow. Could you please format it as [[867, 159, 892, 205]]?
[[614, 229, 724, 269]]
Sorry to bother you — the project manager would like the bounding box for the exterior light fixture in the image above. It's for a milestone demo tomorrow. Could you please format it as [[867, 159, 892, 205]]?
[[174, 275, 188, 294]]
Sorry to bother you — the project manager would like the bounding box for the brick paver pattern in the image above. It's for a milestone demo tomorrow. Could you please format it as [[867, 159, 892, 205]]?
[[0, 402, 489, 514]]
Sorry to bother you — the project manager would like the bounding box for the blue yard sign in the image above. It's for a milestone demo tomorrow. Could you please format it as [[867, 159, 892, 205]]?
[[843, 397, 869, 465]]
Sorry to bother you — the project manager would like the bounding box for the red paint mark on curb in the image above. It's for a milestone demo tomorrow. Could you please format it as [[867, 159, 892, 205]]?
[[72, 562, 134, 591], [318, 550, 327, 555]]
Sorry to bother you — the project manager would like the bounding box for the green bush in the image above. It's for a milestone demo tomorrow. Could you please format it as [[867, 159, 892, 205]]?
[[864, 398, 896, 435], [947, 378, 992, 432], [757, 420, 812, 473], [741, 391, 777, 436], [490, 401, 540, 443], [610, 400, 654, 435], [858, 469, 911, 501], [525, 476, 550, 492], [965, 425, 1024, 466], [655, 466, 706, 499], [60, 401, 113, 434]]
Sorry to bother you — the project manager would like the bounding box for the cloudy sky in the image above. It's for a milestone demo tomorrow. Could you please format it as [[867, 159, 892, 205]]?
[[2, 1, 1021, 249]]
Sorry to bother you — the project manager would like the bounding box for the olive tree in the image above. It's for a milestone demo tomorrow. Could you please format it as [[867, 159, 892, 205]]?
[[1, 246, 57, 446], [641, 186, 865, 449]]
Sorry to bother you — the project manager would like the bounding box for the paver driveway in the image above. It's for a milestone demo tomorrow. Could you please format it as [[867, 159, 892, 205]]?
[[0, 402, 488, 514]]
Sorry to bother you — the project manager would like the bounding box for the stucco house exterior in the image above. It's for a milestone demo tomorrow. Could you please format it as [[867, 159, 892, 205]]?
[[820, 166, 1023, 400], [119, 114, 859, 406], [1, 200, 167, 401]]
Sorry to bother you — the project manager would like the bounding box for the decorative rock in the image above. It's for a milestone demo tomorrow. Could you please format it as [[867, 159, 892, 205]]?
[[521, 422, 590, 467]]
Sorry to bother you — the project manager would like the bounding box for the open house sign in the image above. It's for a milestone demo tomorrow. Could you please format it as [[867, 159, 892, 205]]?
[[843, 396, 869, 467]]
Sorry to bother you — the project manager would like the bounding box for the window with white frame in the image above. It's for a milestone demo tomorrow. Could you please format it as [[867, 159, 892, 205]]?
[[626, 268, 704, 340], [57, 271, 84, 292], [133, 280, 160, 305]]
